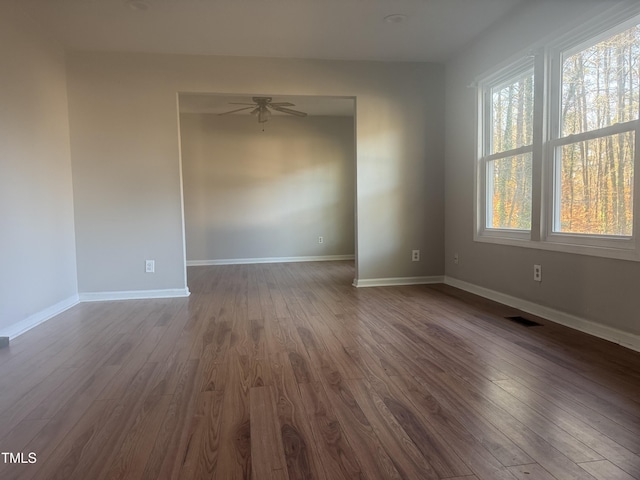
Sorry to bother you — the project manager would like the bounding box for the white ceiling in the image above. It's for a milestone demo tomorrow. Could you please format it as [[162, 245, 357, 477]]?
[[20, 0, 533, 63], [18, 0, 610, 117]]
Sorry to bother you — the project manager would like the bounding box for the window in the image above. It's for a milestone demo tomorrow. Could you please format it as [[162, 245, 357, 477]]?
[[484, 67, 534, 232], [549, 22, 639, 246], [476, 8, 640, 260]]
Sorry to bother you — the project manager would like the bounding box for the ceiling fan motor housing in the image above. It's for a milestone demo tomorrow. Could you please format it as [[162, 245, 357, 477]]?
[[253, 96, 272, 105]]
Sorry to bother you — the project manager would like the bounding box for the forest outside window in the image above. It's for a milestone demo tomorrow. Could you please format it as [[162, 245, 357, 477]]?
[[548, 21, 640, 250], [477, 10, 640, 259], [479, 62, 534, 237]]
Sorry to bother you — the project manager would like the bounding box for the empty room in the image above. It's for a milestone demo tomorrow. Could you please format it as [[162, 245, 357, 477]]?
[[1, 0, 639, 479]]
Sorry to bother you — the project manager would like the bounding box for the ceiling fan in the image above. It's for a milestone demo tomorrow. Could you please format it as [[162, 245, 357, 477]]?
[[219, 97, 308, 123]]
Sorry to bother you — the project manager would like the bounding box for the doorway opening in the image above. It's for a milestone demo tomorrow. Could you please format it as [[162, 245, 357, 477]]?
[[176, 93, 357, 289]]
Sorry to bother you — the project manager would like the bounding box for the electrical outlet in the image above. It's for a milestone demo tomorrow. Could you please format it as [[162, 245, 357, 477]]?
[[454, 253, 459, 264], [145, 260, 155, 273], [412, 250, 420, 262], [534, 264, 542, 282], [318, 236, 324, 244]]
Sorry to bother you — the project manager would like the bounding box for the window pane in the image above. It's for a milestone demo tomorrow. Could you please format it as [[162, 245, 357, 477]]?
[[562, 24, 640, 136], [487, 153, 532, 229], [491, 70, 535, 154], [556, 132, 635, 236]]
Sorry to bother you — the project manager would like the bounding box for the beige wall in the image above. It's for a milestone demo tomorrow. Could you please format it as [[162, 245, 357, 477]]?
[[66, 52, 445, 291], [444, 1, 640, 336], [180, 114, 355, 262], [0, 3, 78, 335]]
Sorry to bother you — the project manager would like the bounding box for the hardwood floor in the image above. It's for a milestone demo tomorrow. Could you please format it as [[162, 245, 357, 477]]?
[[1, 261, 639, 479]]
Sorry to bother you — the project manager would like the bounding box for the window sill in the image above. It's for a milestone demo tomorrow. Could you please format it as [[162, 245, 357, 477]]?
[[474, 232, 639, 261]]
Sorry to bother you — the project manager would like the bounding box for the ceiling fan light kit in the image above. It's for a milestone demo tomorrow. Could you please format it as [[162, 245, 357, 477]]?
[[249, 104, 272, 123], [219, 97, 308, 124]]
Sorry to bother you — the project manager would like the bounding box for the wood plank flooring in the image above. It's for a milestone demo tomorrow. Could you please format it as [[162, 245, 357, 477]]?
[[1, 261, 639, 479]]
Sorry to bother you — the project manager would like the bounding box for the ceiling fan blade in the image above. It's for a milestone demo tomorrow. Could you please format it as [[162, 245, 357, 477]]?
[[271, 105, 308, 117], [228, 102, 259, 106], [268, 102, 295, 107], [218, 106, 255, 115]]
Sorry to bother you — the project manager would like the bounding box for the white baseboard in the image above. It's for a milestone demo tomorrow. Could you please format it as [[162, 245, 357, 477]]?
[[9, 274, 638, 355], [444, 276, 640, 353], [0, 294, 80, 340], [79, 288, 191, 302], [353, 276, 445, 288], [187, 255, 355, 266], [2, 288, 191, 341]]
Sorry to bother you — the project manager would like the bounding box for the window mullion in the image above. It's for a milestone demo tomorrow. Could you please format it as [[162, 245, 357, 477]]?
[[530, 49, 546, 242], [543, 47, 561, 242]]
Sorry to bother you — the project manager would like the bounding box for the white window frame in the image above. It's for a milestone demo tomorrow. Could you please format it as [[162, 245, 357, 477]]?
[[475, 3, 640, 261]]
